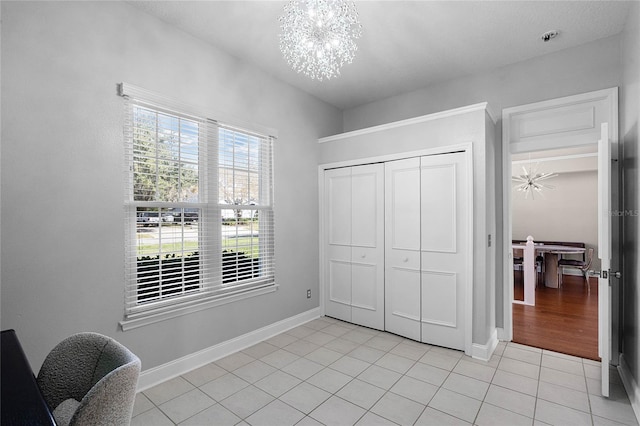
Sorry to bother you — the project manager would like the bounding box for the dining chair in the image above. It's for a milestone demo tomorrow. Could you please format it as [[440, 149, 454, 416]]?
[[535, 254, 545, 287], [558, 248, 594, 292]]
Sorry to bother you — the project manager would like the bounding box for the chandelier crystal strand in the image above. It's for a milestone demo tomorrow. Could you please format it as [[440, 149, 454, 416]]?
[[279, 0, 362, 81]]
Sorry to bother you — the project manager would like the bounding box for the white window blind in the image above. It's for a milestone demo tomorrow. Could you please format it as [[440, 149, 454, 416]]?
[[121, 84, 275, 323]]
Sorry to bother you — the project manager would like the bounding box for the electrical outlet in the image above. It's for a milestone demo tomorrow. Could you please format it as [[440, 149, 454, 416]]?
[[307, 289, 311, 299]]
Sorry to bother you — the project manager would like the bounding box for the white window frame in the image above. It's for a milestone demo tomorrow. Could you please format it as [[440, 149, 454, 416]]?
[[118, 83, 277, 331]]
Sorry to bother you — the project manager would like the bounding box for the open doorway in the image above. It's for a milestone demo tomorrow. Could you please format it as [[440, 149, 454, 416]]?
[[502, 88, 619, 396], [510, 145, 600, 360]]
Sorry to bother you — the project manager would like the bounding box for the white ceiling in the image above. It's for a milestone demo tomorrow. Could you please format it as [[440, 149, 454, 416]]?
[[128, 1, 633, 110]]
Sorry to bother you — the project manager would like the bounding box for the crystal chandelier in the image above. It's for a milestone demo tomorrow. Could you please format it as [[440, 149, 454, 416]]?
[[279, 0, 362, 81], [512, 163, 558, 200]]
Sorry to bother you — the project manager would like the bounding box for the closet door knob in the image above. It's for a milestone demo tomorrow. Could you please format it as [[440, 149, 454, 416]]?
[[403, 257, 409, 263], [361, 254, 366, 258]]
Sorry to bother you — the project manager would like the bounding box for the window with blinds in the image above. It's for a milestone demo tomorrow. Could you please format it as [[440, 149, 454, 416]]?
[[121, 84, 275, 323]]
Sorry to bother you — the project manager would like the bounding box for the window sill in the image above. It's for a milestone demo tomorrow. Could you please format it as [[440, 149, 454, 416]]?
[[119, 284, 279, 331]]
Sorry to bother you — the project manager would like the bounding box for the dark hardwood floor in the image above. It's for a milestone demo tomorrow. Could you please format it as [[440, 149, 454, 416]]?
[[512, 271, 599, 360]]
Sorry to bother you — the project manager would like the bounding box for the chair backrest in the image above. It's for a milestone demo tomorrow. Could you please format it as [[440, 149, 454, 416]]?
[[584, 248, 595, 270], [37, 332, 141, 426]]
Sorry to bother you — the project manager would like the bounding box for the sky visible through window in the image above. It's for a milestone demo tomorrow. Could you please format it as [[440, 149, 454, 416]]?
[[219, 127, 261, 206], [133, 106, 260, 206], [132, 106, 200, 203]]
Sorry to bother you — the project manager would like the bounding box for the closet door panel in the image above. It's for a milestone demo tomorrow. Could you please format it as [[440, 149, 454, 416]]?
[[387, 161, 421, 251], [351, 257, 377, 310], [351, 165, 381, 248], [351, 164, 384, 330], [421, 271, 457, 327], [325, 168, 352, 323], [385, 158, 422, 340], [326, 169, 352, 246], [351, 248, 381, 330], [420, 152, 468, 351], [326, 245, 352, 322], [420, 163, 457, 252], [324, 165, 384, 329], [386, 266, 421, 340]]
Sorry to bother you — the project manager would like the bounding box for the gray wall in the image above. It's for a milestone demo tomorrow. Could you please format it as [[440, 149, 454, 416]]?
[[0, 1, 342, 371], [621, 0, 640, 395], [342, 35, 622, 134], [512, 171, 600, 271], [341, 35, 622, 330]]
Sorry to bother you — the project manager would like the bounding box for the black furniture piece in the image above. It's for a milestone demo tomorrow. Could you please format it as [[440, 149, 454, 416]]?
[[1, 329, 56, 425]]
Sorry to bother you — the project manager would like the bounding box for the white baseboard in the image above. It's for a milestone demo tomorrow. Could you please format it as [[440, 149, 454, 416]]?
[[496, 327, 508, 341], [618, 354, 640, 424], [472, 328, 499, 361], [137, 307, 321, 391]]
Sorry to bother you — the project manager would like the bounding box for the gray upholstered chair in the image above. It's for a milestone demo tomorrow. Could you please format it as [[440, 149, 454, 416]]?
[[37, 332, 141, 426]]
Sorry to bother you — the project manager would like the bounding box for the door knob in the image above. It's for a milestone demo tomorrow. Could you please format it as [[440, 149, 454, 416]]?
[[403, 257, 409, 263]]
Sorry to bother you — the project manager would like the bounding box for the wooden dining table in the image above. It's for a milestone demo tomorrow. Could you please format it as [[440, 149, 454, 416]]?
[[512, 238, 586, 306]]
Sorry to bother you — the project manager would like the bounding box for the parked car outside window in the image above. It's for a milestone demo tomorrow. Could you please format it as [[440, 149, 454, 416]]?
[[137, 212, 160, 226]]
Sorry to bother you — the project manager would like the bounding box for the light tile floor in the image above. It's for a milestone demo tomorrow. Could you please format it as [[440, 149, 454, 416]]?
[[132, 317, 639, 426]]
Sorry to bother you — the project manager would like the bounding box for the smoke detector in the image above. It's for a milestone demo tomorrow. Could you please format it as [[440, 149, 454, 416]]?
[[541, 30, 560, 42]]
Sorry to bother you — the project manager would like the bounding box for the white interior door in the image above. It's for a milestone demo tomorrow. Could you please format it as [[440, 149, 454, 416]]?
[[351, 164, 384, 330], [385, 158, 422, 340], [420, 152, 468, 351], [325, 168, 352, 323], [598, 122, 611, 398]]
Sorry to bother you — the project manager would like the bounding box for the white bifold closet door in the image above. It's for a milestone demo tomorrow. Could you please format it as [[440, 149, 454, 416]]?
[[385, 152, 468, 350], [324, 164, 384, 330]]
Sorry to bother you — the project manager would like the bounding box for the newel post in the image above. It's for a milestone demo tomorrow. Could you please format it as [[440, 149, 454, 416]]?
[[524, 236, 536, 305]]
